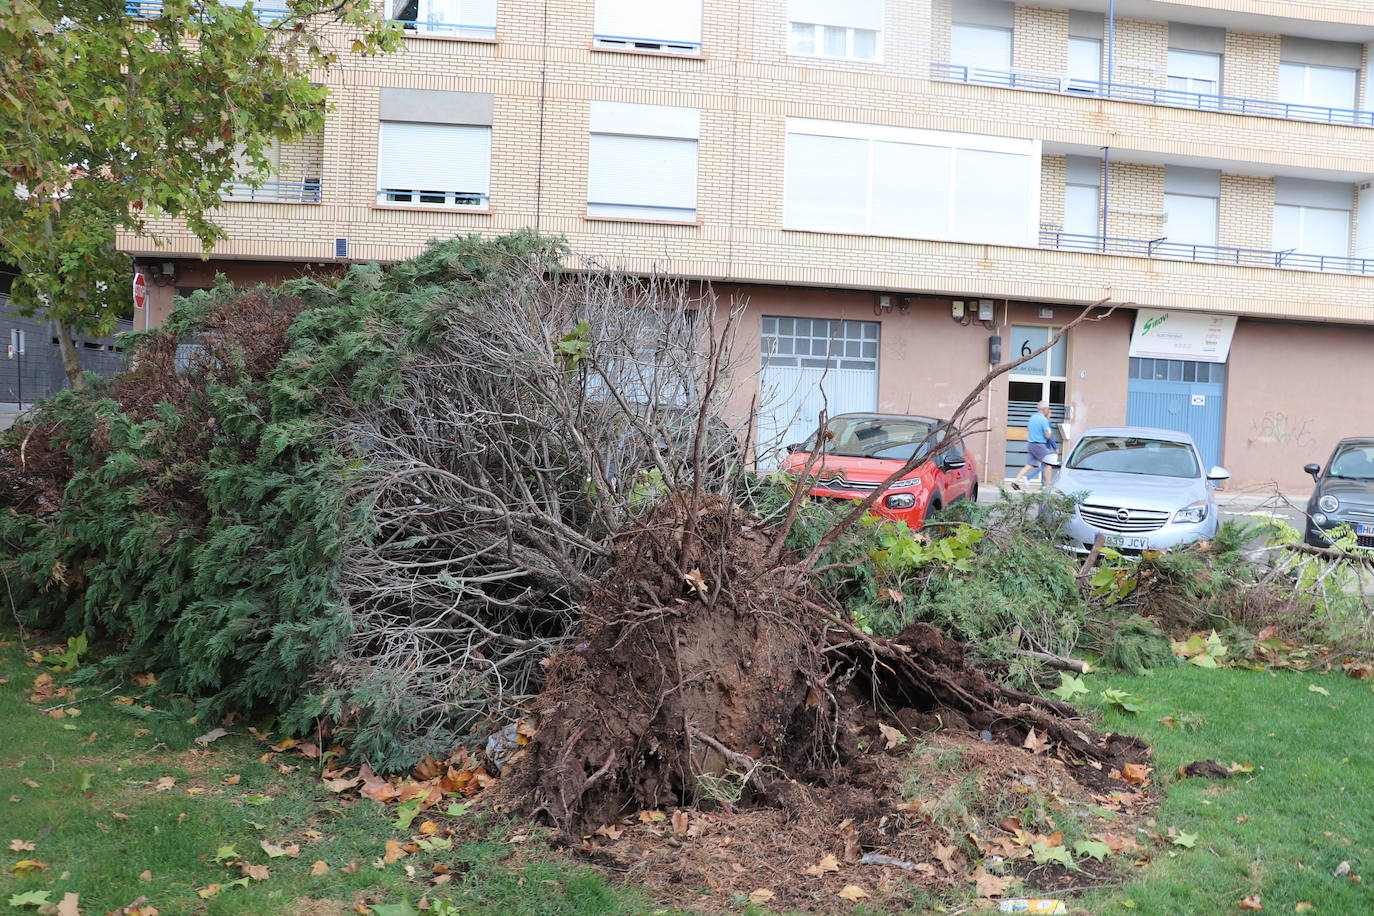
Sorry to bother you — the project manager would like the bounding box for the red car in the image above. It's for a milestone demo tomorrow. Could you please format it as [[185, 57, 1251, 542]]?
[[781, 413, 978, 529]]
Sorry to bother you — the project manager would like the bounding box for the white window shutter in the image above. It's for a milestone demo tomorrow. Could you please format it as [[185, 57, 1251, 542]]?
[[784, 133, 868, 233], [588, 135, 697, 218], [788, 0, 882, 30], [378, 123, 490, 195], [595, 0, 701, 43]]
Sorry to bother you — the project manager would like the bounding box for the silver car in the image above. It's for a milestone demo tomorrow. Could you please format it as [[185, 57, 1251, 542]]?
[[1044, 426, 1230, 553]]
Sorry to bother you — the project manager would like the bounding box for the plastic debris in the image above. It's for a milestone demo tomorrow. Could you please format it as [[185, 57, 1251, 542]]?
[[998, 900, 1067, 914]]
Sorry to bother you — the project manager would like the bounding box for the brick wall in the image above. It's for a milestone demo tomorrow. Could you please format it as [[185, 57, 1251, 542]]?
[[1013, 6, 1067, 73]]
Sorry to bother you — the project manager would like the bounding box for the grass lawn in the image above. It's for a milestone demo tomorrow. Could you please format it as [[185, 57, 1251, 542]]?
[[1085, 664, 1374, 914], [4, 626, 1373, 916], [0, 630, 673, 916]]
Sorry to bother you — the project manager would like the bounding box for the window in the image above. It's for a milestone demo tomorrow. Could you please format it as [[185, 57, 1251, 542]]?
[[1163, 166, 1220, 253], [787, 0, 881, 61], [376, 89, 492, 208], [951, 23, 1011, 72], [760, 317, 878, 371], [1279, 62, 1358, 111], [1167, 49, 1221, 96], [1067, 37, 1101, 85], [593, 0, 701, 54], [391, 0, 496, 39], [1273, 178, 1352, 258], [783, 120, 1038, 246], [1063, 156, 1101, 236], [587, 102, 698, 222]]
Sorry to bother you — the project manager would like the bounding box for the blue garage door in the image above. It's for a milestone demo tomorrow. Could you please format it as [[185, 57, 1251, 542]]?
[[1126, 357, 1226, 470]]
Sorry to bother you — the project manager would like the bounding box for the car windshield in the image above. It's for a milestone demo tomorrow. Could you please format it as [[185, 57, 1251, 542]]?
[[1067, 436, 1200, 478], [807, 416, 937, 461], [1328, 444, 1374, 480]]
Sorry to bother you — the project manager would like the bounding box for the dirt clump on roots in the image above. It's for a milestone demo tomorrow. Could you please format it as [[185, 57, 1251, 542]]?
[[500, 496, 1153, 911]]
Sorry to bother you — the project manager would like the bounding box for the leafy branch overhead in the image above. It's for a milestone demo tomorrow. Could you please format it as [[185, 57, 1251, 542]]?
[[0, 0, 399, 384]]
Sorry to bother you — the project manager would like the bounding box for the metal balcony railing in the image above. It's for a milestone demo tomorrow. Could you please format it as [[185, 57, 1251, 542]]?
[[391, 18, 496, 39], [222, 179, 322, 203], [126, 0, 289, 23], [1041, 229, 1374, 276], [931, 62, 1374, 128]]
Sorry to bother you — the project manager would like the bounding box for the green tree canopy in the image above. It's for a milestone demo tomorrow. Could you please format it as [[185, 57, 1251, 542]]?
[[0, 0, 398, 384]]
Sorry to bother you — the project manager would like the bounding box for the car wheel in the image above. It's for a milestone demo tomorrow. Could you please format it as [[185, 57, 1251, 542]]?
[[970, 483, 979, 504]]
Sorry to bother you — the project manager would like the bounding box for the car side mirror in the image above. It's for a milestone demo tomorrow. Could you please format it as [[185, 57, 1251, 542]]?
[[1206, 466, 1230, 481], [1042, 453, 1062, 468], [1303, 462, 1321, 481], [941, 455, 967, 471], [785, 442, 803, 454]]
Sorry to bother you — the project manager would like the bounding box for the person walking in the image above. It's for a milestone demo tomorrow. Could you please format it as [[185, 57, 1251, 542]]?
[[1010, 400, 1056, 490]]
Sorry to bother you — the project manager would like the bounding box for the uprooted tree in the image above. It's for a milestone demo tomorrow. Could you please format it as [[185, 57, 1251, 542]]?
[[0, 233, 1147, 829]]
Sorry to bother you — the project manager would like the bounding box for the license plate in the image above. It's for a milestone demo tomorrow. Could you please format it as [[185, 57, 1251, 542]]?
[[1358, 524, 1374, 537], [1106, 535, 1150, 550]]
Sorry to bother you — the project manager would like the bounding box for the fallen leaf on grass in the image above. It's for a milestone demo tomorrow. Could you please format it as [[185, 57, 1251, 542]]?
[[592, 824, 623, 840], [1022, 727, 1050, 755], [240, 863, 269, 881], [637, 810, 667, 823], [932, 842, 959, 873], [1120, 763, 1152, 786], [1308, 684, 1330, 696], [222, 774, 241, 786], [7, 890, 50, 908], [1333, 861, 1350, 877], [153, 777, 175, 792], [9, 859, 48, 874], [1073, 839, 1110, 862], [341, 861, 362, 874], [970, 867, 1015, 897], [212, 845, 239, 863], [417, 821, 438, 836], [1294, 904, 1314, 912], [195, 728, 229, 745], [324, 775, 362, 793], [138, 870, 152, 882], [1171, 832, 1198, 848], [311, 861, 329, 876], [382, 839, 407, 864], [836, 885, 869, 902], [747, 889, 775, 905], [9, 839, 35, 851], [54, 892, 80, 916], [1238, 894, 1263, 910], [196, 878, 249, 899], [802, 853, 841, 877]]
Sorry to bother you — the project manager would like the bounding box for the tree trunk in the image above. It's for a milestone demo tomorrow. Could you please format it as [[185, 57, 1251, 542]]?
[[55, 319, 86, 390]]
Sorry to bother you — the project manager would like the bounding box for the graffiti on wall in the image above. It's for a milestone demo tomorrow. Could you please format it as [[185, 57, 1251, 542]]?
[[1249, 412, 1317, 450]]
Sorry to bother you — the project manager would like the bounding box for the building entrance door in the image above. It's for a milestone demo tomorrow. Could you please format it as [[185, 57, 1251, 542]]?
[[756, 316, 879, 467], [1126, 357, 1226, 469], [1005, 325, 1067, 480]]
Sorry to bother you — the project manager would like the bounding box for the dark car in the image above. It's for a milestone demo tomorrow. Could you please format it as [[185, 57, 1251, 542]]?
[[1302, 437, 1374, 549], [780, 413, 978, 530]]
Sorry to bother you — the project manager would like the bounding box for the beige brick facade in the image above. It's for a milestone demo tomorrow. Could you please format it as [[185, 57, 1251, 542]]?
[[119, 0, 1374, 327]]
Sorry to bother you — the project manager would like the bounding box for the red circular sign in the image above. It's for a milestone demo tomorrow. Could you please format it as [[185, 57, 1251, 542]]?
[[133, 272, 147, 310]]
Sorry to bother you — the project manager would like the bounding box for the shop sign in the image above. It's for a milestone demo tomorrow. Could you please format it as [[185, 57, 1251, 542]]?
[[1128, 309, 1236, 363]]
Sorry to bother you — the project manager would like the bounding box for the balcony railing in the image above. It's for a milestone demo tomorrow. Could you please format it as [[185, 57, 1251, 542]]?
[[223, 179, 322, 203], [931, 62, 1374, 128], [126, 0, 290, 23], [391, 18, 496, 39], [1041, 229, 1374, 276]]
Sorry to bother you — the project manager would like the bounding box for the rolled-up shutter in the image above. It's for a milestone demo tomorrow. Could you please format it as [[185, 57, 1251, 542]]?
[[788, 0, 882, 30], [594, 0, 700, 44], [378, 123, 490, 197], [588, 135, 697, 217]]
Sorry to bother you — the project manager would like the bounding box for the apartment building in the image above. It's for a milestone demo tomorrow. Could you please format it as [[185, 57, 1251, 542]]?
[[118, 0, 1374, 490]]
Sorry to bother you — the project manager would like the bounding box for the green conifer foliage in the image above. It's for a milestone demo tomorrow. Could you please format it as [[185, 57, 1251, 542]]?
[[0, 232, 564, 766]]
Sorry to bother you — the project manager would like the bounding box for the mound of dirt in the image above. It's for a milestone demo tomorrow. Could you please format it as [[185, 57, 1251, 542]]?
[[504, 497, 1148, 847]]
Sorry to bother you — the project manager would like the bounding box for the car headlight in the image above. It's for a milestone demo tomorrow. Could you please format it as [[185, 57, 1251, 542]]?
[[1312, 513, 1328, 526], [889, 477, 923, 489], [885, 493, 917, 509], [1319, 494, 1340, 513], [1173, 500, 1208, 524]]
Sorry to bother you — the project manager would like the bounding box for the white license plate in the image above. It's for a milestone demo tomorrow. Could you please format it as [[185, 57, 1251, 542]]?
[[1358, 524, 1374, 537], [1106, 535, 1150, 550]]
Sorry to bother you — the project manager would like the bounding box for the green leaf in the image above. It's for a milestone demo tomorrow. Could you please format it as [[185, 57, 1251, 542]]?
[[1073, 839, 1110, 862], [212, 844, 239, 863], [1171, 832, 1198, 848], [1308, 684, 1330, 696], [393, 798, 423, 830], [1050, 673, 1089, 701], [444, 801, 470, 817], [371, 905, 420, 916], [1031, 840, 1075, 869], [7, 891, 52, 907], [1101, 688, 1144, 715]]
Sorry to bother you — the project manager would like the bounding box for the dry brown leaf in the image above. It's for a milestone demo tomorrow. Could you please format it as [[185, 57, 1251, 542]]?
[[1238, 894, 1263, 910], [933, 842, 959, 873], [838, 818, 861, 861], [260, 841, 287, 858], [9, 839, 35, 852], [1022, 727, 1050, 755], [836, 885, 870, 902], [670, 810, 689, 836], [593, 824, 624, 840], [221, 774, 241, 786], [802, 853, 841, 877], [971, 867, 1015, 898], [683, 568, 709, 595], [311, 860, 329, 876], [241, 863, 269, 881], [432, 874, 452, 886], [1121, 763, 1152, 786], [383, 839, 407, 864], [283, 843, 301, 858], [418, 821, 438, 836], [637, 810, 667, 823], [877, 722, 906, 750], [413, 756, 443, 781], [138, 870, 152, 882], [341, 861, 362, 875], [747, 889, 775, 905], [153, 776, 176, 792], [55, 892, 80, 916], [22, 779, 39, 789]]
